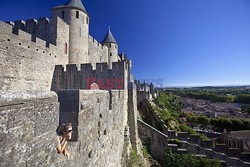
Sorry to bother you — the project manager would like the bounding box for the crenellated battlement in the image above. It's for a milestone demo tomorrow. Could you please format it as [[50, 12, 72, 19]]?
[[52, 61, 129, 92], [88, 35, 109, 66], [0, 20, 68, 92], [6, 17, 53, 43], [0, 21, 60, 55], [89, 35, 107, 51]]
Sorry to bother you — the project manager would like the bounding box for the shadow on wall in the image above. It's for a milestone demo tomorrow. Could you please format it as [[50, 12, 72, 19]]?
[[58, 90, 80, 142]]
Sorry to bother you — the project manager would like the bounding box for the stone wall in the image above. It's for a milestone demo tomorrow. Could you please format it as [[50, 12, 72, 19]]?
[[52, 8, 89, 64], [0, 89, 129, 167], [88, 35, 109, 69], [181, 142, 250, 167], [128, 82, 140, 151], [7, 18, 51, 43], [137, 119, 168, 162], [137, 91, 149, 104], [51, 61, 129, 92], [0, 20, 68, 92], [56, 89, 127, 167], [0, 91, 59, 167], [7, 16, 69, 56]]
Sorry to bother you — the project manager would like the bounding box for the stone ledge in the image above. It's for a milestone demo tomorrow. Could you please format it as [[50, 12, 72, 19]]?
[[0, 91, 58, 106]]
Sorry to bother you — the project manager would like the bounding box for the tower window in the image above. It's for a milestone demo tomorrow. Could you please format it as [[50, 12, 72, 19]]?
[[110, 53, 112, 56], [64, 43, 68, 54], [115, 45, 117, 49], [86, 17, 89, 24], [109, 44, 111, 48], [62, 11, 65, 18], [76, 11, 79, 19]]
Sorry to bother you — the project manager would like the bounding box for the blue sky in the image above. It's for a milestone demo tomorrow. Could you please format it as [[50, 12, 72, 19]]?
[[0, 0, 250, 87]]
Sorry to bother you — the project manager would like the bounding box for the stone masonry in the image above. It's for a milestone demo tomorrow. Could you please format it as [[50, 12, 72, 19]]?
[[0, 0, 142, 166]]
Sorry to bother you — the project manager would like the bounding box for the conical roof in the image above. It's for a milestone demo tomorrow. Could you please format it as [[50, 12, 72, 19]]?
[[53, 0, 88, 15], [102, 28, 117, 44]]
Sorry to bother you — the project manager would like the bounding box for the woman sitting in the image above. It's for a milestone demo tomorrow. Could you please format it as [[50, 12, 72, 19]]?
[[56, 122, 73, 158]]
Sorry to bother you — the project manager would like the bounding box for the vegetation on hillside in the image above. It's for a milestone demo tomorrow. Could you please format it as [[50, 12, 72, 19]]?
[[241, 104, 250, 115], [146, 89, 249, 167], [156, 92, 182, 115], [129, 148, 144, 167], [156, 88, 250, 132], [155, 92, 209, 140], [186, 114, 250, 132], [155, 92, 181, 128], [128, 147, 158, 167], [178, 124, 209, 140], [162, 149, 222, 167], [164, 86, 250, 104]]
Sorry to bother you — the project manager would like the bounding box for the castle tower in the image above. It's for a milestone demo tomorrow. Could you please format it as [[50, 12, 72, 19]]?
[[102, 27, 118, 69], [52, 0, 89, 64]]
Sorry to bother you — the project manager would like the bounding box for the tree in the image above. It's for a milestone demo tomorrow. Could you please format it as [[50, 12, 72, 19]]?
[[196, 115, 210, 129], [241, 105, 250, 115]]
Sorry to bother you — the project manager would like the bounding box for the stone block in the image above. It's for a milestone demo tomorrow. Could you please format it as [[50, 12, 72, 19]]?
[[189, 134, 201, 145], [227, 148, 241, 158], [168, 144, 178, 153], [241, 152, 250, 162], [168, 130, 177, 139], [214, 144, 227, 153], [201, 140, 214, 149], [177, 132, 188, 141]]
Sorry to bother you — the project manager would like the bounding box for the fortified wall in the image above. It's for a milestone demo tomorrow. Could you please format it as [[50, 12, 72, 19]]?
[[51, 61, 129, 92], [88, 35, 109, 68], [0, 18, 68, 92], [0, 0, 142, 166], [0, 89, 129, 167]]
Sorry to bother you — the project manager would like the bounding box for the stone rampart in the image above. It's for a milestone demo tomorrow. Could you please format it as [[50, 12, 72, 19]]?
[[0, 20, 68, 92], [0, 89, 128, 167], [52, 61, 129, 92], [137, 119, 168, 162]]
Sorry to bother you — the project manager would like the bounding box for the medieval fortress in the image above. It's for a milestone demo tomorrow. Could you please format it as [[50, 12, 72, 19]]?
[[0, 0, 134, 92], [0, 0, 156, 166], [1, 0, 248, 167]]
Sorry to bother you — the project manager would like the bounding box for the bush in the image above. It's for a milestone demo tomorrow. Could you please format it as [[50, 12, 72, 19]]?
[[210, 117, 250, 132], [162, 149, 221, 167], [142, 146, 153, 161], [185, 114, 250, 132], [129, 148, 144, 167], [234, 94, 250, 104], [179, 124, 196, 135], [168, 139, 182, 148], [179, 124, 209, 140], [241, 104, 250, 114]]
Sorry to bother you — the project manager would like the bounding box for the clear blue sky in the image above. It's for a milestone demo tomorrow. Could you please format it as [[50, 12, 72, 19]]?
[[1, 0, 250, 87]]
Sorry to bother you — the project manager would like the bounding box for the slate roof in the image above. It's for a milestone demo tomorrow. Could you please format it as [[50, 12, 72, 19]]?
[[53, 0, 88, 15], [102, 28, 117, 44], [226, 130, 250, 139]]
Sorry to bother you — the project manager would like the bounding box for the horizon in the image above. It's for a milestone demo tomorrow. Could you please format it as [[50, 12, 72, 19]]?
[[0, 0, 249, 86], [163, 83, 250, 88], [162, 84, 250, 89]]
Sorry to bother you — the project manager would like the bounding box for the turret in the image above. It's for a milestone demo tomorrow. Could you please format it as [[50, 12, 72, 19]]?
[[52, 0, 89, 64], [102, 27, 118, 69]]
